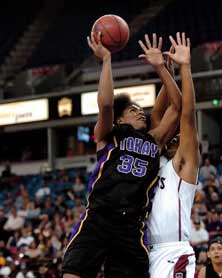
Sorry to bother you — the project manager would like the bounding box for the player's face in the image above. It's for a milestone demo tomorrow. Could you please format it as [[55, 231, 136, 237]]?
[[119, 104, 147, 130], [208, 243, 222, 264], [165, 134, 180, 159]]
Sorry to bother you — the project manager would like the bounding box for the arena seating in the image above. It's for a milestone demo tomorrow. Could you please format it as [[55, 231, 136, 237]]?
[[0, 159, 221, 277]]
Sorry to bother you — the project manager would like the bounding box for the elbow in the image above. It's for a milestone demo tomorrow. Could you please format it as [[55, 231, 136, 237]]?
[[181, 109, 196, 121], [98, 97, 113, 111], [170, 103, 182, 117], [172, 101, 182, 113]]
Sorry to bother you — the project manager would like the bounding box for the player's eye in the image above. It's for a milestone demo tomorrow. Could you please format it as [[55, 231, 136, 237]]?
[[129, 108, 136, 112], [170, 136, 180, 144]]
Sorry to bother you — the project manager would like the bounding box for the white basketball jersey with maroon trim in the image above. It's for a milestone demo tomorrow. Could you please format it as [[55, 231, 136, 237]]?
[[147, 157, 197, 245]]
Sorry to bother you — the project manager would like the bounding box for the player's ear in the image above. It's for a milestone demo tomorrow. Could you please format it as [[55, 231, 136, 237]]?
[[116, 117, 122, 124]]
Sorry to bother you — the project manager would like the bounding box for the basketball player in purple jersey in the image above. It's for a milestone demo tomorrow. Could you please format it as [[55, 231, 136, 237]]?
[[62, 32, 181, 278]]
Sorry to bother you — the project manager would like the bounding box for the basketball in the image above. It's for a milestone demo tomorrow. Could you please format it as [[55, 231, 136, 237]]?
[[91, 14, 130, 53]]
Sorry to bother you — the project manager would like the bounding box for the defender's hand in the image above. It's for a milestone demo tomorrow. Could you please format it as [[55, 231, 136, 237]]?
[[138, 33, 165, 68], [163, 32, 191, 65]]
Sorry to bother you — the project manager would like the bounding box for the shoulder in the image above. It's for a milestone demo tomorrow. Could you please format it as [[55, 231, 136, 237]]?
[[146, 130, 160, 146], [172, 149, 199, 185], [107, 124, 136, 137], [96, 131, 113, 152]]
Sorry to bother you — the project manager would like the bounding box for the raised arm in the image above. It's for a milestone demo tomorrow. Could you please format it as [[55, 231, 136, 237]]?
[[87, 32, 114, 145], [164, 32, 200, 184], [150, 47, 176, 129], [150, 85, 169, 129], [138, 33, 181, 147], [150, 85, 180, 145]]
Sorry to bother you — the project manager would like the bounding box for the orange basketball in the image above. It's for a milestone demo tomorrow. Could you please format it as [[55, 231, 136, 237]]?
[[92, 14, 130, 53]]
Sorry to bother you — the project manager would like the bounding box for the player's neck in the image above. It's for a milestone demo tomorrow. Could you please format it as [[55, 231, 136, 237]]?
[[213, 262, 222, 276]]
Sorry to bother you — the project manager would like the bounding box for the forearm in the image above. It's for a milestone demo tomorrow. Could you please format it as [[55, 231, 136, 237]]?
[[150, 85, 169, 128], [180, 64, 196, 115], [153, 85, 169, 116], [98, 55, 114, 109], [155, 65, 181, 112]]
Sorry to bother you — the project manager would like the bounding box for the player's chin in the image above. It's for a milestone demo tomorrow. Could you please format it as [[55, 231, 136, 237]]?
[[136, 122, 147, 130]]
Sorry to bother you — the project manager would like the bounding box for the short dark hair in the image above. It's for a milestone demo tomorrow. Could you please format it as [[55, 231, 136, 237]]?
[[113, 93, 135, 124], [113, 93, 151, 130], [208, 236, 222, 250]]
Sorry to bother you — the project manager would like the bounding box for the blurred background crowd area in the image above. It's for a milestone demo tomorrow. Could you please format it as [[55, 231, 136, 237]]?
[[0, 0, 222, 277], [0, 155, 222, 277]]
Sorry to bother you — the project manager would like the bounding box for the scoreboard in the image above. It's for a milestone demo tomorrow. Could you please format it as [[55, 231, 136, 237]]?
[[0, 84, 156, 128]]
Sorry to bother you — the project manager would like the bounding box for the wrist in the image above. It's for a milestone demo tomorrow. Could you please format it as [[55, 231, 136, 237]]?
[[103, 53, 111, 62], [180, 63, 191, 70], [154, 63, 166, 72]]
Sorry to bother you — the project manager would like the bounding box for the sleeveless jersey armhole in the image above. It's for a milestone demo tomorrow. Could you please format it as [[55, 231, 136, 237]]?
[[170, 160, 198, 187]]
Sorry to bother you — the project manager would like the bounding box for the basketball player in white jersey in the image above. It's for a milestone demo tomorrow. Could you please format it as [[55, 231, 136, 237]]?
[[146, 32, 200, 278]]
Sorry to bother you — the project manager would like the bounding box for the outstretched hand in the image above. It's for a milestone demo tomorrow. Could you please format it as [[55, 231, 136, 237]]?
[[163, 32, 191, 65], [138, 33, 165, 67], [87, 32, 111, 61]]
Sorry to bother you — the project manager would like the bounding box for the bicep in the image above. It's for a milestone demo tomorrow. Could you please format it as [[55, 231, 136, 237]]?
[[150, 114, 161, 129], [150, 86, 169, 129], [178, 113, 200, 164], [150, 105, 167, 129], [171, 111, 200, 183], [94, 107, 113, 142]]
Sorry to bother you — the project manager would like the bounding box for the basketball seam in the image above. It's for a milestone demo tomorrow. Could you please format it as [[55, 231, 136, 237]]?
[[112, 15, 122, 45], [112, 15, 129, 51], [100, 19, 120, 45]]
